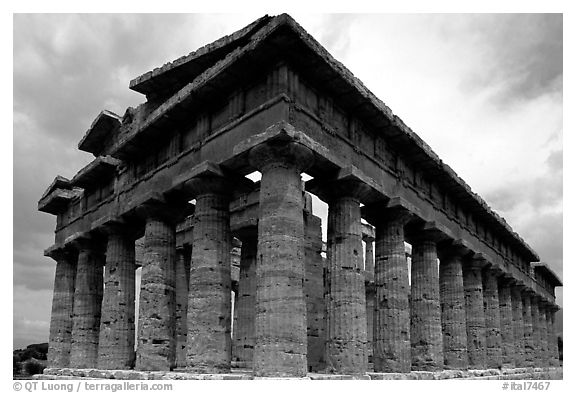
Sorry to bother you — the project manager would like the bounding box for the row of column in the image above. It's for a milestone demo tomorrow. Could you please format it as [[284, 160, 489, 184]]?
[[47, 140, 560, 376]]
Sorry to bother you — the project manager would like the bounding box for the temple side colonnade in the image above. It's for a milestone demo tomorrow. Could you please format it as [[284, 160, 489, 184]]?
[[39, 14, 562, 378]]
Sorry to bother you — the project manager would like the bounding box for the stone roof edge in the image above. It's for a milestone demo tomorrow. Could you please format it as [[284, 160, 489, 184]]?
[[39, 175, 72, 201], [531, 262, 563, 287], [279, 14, 540, 261], [129, 15, 273, 93], [120, 13, 539, 261], [77, 110, 122, 153]]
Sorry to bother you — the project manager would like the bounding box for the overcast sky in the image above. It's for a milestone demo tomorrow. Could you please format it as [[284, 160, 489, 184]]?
[[12, 13, 563, 349]]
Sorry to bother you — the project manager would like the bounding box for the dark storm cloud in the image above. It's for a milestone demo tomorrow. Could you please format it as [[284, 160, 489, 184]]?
[[454, 14, 562, 105]]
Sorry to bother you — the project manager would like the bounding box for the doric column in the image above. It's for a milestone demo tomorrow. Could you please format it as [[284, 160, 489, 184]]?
[[407, 225, 445, 371], [510, 284, 525, 367], [232, 231, 257, 365], [98, 223, 137, 370], [70, 237, 104, 369], [136, 206, 177, 371], [545, 305, 560, 366], [304, 213, 326, 372], [521, 290, 535, 367], [47, 248, 77, 368], [438, 242, 469, 370], [186, 177, 233, 373], [175, 246, 191, 369], [482, 267, 502, 369], [364, 235, 375, 274], [373, 208, 412, 373], [538, 302, 550, 366], [498, 277, 515, 368], [249, 140, 313, 377], [530, 296, 543, 367], [463, 256, 487, 369], [325, 189, 367, 374]]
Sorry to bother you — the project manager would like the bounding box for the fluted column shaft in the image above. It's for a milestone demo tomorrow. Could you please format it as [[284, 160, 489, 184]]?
[[175, 247, 191, 368], [325, 196, 367, 374], [510, 285, 525, 367], [47, 251, 77, 368], [232, 234, 257, 364], [365, 240, 374, 274], [482, 268, 502, 369], [522, 293, 535, 367], [373, 211, 411, 373], [546, 307, 560, 366], [304, 214, 326, 372], [249, 141, 313, 377], [410, 237, 442, 371], [439, 248, 468, 369], [98, 227, 136, 369], [70, 241, 104, 368], [530, 297, 543, 367], [463, 260, 487, 369], [538, 303, 550, 365], [498, 279, 515, 367], [136, 215, 176, 371], [187, 185, 232, 373]]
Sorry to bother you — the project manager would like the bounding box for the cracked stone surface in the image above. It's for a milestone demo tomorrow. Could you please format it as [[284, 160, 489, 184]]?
[[545, 308, 560, 367], [136, 216, 176, 371], [439, 248, 468, 370], [98, 228, 136, 370], [530, 297, 543, 367], [482, 268, 502, 369], [325, 196, 367, 374], [186, 188, 232, 373], [373, 210, 411, 373], [498, 280, 515, 367], [249, 141, 313, 377], [47, 252, 77, 368], [410, 237, 442, 371], [70, 243, 104, 369]]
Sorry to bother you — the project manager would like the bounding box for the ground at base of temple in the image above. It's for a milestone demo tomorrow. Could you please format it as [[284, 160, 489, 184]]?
[[35, 367, 562, 380]]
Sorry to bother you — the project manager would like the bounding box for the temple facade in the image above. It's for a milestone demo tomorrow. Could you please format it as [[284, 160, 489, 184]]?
[[38, 14, 562, 378]]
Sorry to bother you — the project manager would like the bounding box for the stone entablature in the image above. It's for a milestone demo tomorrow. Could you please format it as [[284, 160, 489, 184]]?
[[39, 13, 562, 378]]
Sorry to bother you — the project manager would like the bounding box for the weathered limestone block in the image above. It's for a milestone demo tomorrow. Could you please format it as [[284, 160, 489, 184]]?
[[175, 246, 191, 368], [498, 278, 515, 367], [98, 225, 136, 370], [304, 213, 326, 372], [463, 258, 487, 369], [521, 293, 535, 367], [410, 235, 443, 371], [47, 250, 77, 368], [373, 209, 411, 373], [232, 233, 257, 364], [545, 306, 560, 366], [482, 267, 502, 369], [186, 179, 232, 373], [510, 284, 525, 367], [136, 213, 177, 371], [530, 297, 543, 367], [249, 141, 313, 377], [325, 195, 367, 374], [438, 244, 469, 370], [70, 239, 104, 369]]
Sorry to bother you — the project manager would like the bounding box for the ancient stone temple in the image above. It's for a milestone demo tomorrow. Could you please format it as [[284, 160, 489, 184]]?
[[38, 14, 562, 380]]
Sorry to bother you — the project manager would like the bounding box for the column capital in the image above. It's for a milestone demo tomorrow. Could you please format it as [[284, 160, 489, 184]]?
[[464, 253, 491, 270], [44, 244, 76, 263], [306, 166, 373, 202], [437, 238, 474, 260], [249, 140, 313, 173], [405, 220, 452, 244], [134, 194, 192, 225]]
